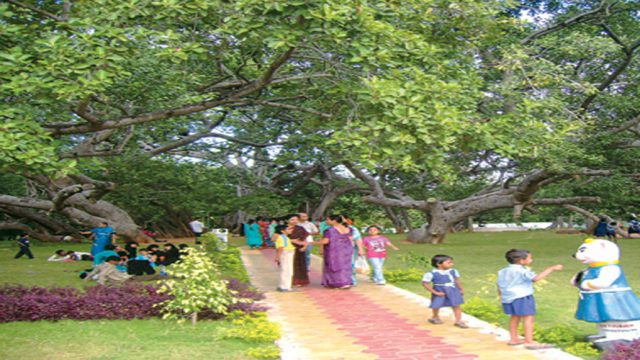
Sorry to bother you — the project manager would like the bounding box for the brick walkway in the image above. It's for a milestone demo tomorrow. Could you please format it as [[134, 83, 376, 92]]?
[[241, 248, 580, 360]]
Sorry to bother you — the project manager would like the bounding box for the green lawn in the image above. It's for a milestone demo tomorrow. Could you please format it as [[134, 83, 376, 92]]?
[[0, 319, 260, 360], [382, 230, 640, 339], [2, 231, 635, 359], [0, 240, 273, 360], [0, 241, 94, 288]]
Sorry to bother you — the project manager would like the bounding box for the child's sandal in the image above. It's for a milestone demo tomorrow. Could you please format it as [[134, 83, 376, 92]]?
[[428, 318, 443, 324], [454, 321, 469, 329]]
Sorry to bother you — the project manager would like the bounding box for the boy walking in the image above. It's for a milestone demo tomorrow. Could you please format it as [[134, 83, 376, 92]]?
[[14, 233, 34, 259]]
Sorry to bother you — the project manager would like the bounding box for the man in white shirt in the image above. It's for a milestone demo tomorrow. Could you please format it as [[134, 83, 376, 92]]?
[[189, 219, 205, 244], [298, 212, 319, 272]]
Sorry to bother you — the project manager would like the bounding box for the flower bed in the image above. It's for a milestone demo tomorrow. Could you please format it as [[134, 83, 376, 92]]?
[[0, 278, 265, 323]]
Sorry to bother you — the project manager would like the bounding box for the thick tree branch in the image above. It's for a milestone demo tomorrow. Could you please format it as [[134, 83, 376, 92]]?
[[532, 196, 600, 205], [44, 48, 296, 135]]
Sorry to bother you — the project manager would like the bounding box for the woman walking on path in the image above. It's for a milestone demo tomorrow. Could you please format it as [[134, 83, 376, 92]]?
[[286, 214, 310, 287], [315, 214, 354, 289], [244, 219, 263, 249]]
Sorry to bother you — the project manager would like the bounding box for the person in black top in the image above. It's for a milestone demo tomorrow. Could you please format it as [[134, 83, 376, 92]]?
[[14, 233, 34, 259]]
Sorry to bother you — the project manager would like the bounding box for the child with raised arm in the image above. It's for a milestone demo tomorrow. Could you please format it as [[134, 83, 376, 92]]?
[[497, 249, 563, 349], [360, 225, 398, 285], [422, 254, 467, 328]]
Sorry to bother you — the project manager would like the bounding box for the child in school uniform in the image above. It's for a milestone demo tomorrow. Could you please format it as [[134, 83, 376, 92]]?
[[274, 225, 296, 292], [497, 249, 563, 349], [422, 254, 467, 328]]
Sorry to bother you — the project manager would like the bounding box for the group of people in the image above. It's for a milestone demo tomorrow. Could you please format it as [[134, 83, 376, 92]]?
[[82, 242, 188, 285], [419, 249, 562, 350], [593, 216, 640, 242], [11, 220, 191, 286], [245, 213, 400, 292], [251, 215, 564, 350]]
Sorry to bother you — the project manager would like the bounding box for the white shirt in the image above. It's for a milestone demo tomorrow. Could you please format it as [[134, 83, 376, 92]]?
[[189, 220, 204, 233], [299, 221, 319, 242]]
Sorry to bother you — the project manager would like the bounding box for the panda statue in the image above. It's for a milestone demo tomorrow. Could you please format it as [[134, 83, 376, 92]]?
[[573, 238, 640, 349]]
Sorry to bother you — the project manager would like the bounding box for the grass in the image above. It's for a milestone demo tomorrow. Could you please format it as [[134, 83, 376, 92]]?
[[381, 230, 640, 339], [0, 239, 272, 360], [0, 319, 259, 360], [0, 240, 95, 288]]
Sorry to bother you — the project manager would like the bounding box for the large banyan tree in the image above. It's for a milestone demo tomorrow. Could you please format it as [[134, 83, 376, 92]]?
[[1, 1, 639, 242]]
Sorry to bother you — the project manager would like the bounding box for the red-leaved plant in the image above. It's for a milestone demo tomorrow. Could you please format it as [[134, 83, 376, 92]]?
[[0, 278, 266, 323]]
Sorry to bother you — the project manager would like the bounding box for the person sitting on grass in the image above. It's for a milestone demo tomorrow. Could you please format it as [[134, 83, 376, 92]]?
[[116, 252, 129, 272], [83, 256, 132, 285], [14, 233, 34, 260], [93, 244, 120, 266], [162, 243, 180, 266], [124, 241, 139, 259], [422, 254, 467, 328], [497, 249, 563, 349]]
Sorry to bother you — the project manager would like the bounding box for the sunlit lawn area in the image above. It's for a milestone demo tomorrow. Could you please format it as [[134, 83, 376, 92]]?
[[0, 240, 271, 360], [2, 231, 637, 359], [0, 319, 258, 360]]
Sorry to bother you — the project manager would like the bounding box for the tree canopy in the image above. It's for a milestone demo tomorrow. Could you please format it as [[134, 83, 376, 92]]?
[[1, 0, 639, 242]]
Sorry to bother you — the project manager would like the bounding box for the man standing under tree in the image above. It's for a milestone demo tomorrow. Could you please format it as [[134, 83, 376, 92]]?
[[299, 212, 319, 272], [81, 222, 116, 256], [189, 218, 205, 244], [14, 233, 34, 259]]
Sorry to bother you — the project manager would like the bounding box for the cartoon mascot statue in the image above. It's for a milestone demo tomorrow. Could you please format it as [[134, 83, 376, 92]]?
[[573, 238, 640, 349]]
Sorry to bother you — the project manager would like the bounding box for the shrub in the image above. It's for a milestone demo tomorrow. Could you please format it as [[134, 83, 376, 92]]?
[[197, 278, 268, 320], [461, 297, 502, 325], [0, 283, 170, 322], [205, 241, 250, 282], [246, 345, 280, 359], [565, 341, 599, 358], [220, 312, 281, 343], [157, 247, 238, 323], [384, 268, 424, 283], [534, 325, 580, 348], [0, 277, 263, 323], [400, 252, 431, 268], [602, 339, 640, 360]]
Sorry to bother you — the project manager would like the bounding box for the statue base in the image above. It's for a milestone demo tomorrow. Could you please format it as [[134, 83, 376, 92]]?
[[590, 321, 640, 350]]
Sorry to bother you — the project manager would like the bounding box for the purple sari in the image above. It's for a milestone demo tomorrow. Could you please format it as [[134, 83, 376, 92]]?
[[322, 227, 354, 288]]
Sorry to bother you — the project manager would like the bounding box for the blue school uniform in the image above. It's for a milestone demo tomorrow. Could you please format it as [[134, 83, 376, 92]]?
[[576, 265, 640, 322], [422, 269, 464, 308], [497, 264, 537, 316]]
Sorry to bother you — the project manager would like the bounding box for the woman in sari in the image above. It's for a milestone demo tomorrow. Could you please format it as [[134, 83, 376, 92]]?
[[285, 214, 310, 287], [244, 219, 263, 249], [315, 214, 354, 289]]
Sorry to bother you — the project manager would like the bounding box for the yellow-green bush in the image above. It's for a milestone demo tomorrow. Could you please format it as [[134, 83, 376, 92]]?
[[461, 297, 502, 325], [221, 312, 281, 343], [246, 345, 280, 359], [384, 268, 424, 283]]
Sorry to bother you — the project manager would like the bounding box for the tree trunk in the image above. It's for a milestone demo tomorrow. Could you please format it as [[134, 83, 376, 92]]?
[[311, 184, 360, 221], [383, 206, 407, 234]]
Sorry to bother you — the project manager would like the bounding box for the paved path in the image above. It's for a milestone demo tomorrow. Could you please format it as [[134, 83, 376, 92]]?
[[241, 248, 580, 360]]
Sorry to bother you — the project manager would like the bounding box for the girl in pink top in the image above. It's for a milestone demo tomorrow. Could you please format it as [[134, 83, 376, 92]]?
[[360, 225, 399, 285]]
